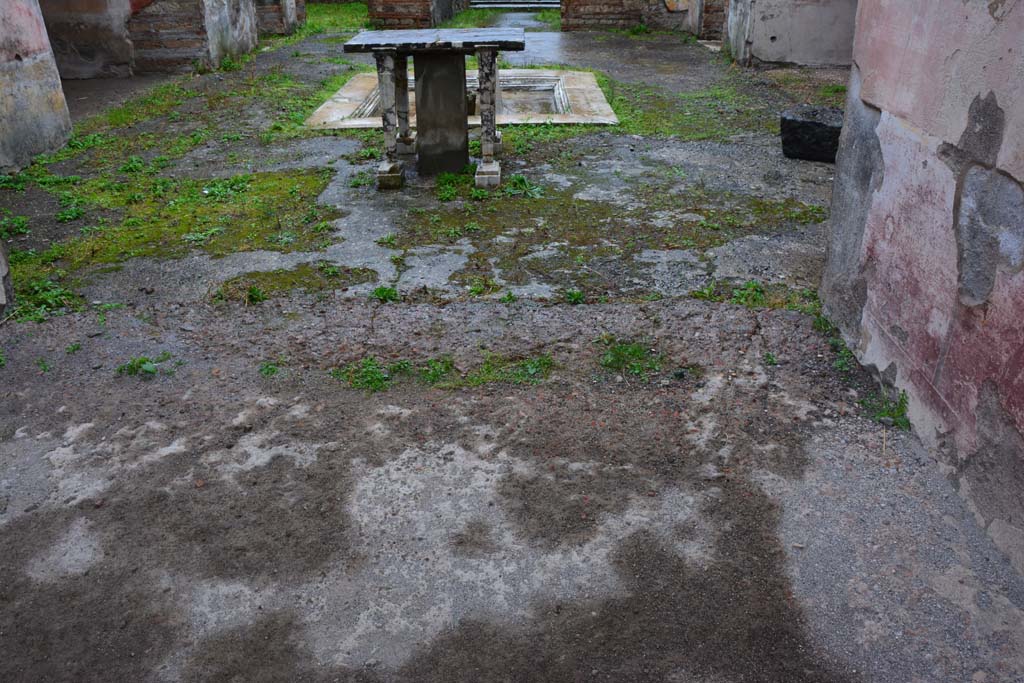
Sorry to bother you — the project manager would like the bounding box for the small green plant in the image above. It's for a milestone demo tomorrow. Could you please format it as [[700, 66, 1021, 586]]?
[[763, 352, 778, 367], [65, 343, 82, 354], [628, 23, 651, 35], [371, 286, 400, 303], [182, 226, 225, 245], [259, 361, 281, 377], [0, 209, 30, 240], [0, 349, 5, 368], [333, 357, 409, 392], [458, 353, 554, 387], [564, 289, 585, 305], [350, 171, 375, 188], [116, 351, 172, 378], [437, 182, 459, 202], [419, 356, 455, 383], [269, 230, 299, 246], [691, 281, 723, 302], [94, 302, 123, 327], [376, 233, 398, 248], [503, 174, 543, 199], [499, 291, 517, 304], [469, 188, 489, 201], [119, 156, 145, 174], [730, 280, 767, 308], [55, 205, 85, 223], [830, 337, 857, 375], [599, 339, 662, 378], [246, 286, 268, 305], [14, 278, 76, 322], [318, 261, 341, 277], [467, 277, 497, 297], [861, 390, 911, 430], [36, 358, 51, 373], [201, 175, 250, 200], [814, 315, 838, 335], [219, 55, 244, 71]]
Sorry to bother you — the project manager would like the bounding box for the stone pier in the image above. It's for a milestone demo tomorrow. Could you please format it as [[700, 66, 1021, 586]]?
[[0, 0, 72, 172], [823, 0, 1024, 573]]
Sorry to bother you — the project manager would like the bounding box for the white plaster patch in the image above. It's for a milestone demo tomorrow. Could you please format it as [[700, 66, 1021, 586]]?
[[26, 517, 102, 581], [62, 422, 94, 444], [287, 403, 311, 419], [299, 442, 717, 670], [205, 430, 320, 476]]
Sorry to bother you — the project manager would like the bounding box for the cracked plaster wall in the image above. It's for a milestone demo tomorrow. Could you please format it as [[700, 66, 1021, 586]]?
[[823, 0, 1024, 574], [726, 0, 855, 66]]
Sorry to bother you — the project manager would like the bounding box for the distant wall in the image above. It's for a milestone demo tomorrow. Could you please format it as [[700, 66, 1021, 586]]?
[[823, 0, 1024, 574], [37, 0, 134, 78], [127, 0, 257, 72], [727, 0, 855, 66], [562, 0, 703, 33], [0, 0, 72, 172], [256, 0, 305, 34], [367, 0, 467, 28], [700, 0, 725, 39]]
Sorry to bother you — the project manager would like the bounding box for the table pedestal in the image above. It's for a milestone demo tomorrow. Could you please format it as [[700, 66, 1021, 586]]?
[[414, 52, 469, 176]]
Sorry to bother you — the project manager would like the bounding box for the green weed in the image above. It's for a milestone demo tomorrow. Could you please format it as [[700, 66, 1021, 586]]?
[[117, 351, 172, 377], [730, 280, 767, 308], [371, 286, 400, 303], [599, 339, 662, 378], [861, 390, 911, 430]]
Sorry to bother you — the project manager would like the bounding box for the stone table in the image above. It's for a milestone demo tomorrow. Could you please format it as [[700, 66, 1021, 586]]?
[[344, 28, 526, 189]]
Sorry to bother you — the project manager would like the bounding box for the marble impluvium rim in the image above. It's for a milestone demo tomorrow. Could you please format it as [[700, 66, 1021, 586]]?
[[305, 69, 619, 129]]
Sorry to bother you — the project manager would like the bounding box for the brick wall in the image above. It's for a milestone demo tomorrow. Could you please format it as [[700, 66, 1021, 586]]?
[[700, 0, 725, 39], [127, 0, 257, 72], [256, 0, 305, 34], [367, 0, 432, 28], [367, 0, 466, 28], [128, 0, 209, 72], [561, 0, 641, 31], [561, 0, 701, 33]]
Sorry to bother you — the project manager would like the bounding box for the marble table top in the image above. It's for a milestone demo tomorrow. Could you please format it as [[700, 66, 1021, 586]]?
[[343, 28, 526, 54]]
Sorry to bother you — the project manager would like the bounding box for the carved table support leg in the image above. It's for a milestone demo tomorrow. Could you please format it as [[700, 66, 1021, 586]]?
[[394, 53, 416, 156], [475, 45, 501, 189], [374, 49, 404, 189]]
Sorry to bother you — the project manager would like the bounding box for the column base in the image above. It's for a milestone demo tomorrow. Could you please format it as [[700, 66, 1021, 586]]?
[[475, 160, 501, 188], [377, 160, 405, 190], [482, 131, 502, 159], [396, 133, 416, 156]]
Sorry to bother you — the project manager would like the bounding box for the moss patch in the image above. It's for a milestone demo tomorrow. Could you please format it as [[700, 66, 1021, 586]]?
[[331, 353, 554, 392], [214, 262, 377, 303], [495, 70, 779, 157], [396, 168, 827, 295], [8, 168, 341, 318]]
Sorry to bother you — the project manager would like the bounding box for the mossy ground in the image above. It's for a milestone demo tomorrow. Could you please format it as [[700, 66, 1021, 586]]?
[[392, 166, 827, 298], [1, 2, 833, 321], [215, 262, 378, 303]]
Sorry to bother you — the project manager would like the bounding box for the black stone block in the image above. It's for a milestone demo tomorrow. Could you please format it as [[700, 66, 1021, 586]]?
[[780, 105, 844, 163]]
